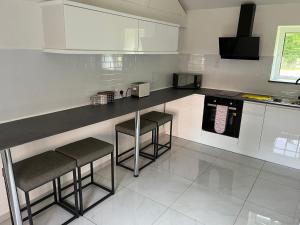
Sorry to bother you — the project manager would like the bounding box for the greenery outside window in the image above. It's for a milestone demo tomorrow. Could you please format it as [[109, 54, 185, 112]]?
[[270, 26, 300, 83]]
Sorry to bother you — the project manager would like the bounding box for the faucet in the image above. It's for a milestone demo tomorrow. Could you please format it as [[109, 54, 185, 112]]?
[[297, 78, 300, 100]]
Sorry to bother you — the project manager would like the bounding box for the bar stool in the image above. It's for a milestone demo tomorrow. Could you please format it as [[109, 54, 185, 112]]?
[[11, 151, 79, 225], [115, 118, 157, 172], [141, 111, 173, 158], [55, 137, 114, 216]]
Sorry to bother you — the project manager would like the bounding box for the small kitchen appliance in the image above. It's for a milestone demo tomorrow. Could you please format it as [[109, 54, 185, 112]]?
[[131, 82, 150, 98], [90, 91, 115, 105], [173, 73, 202, 89]]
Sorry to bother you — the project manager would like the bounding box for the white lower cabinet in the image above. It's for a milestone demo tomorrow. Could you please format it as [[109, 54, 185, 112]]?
[[238, 102, 266, 157], [259, 105, 300, 169], [166, 95, 300, 169], [165, 94, 205, 142]]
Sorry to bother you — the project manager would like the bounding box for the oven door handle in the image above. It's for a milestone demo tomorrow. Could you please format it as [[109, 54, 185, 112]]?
[[207, 103, 237, 111]]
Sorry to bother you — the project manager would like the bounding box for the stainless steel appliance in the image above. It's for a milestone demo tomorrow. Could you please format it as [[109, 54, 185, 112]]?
[[202, 96, 244, 138], [131, 82, 150, 98], [173, 73, 202, 89]]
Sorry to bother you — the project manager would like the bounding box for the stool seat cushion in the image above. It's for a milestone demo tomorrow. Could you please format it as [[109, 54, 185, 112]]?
[[141, 111, 173, 126], [13, 151, 76, 192], [56, 137, 113, 167], [115, 119, 156, 136]]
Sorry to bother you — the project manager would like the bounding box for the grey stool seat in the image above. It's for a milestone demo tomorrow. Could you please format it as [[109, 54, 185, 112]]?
[[13, 151, 76, 192], [8, 151, 79, 225], [55, 137, 114, 216], [115, 118, 157, 172], [115, 118, 157, 136], [141, 111, 173, 126], [141, 111, 173, 158], [56, 137, 113, 167]]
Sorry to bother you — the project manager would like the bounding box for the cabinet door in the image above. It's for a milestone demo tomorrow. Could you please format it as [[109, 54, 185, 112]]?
[[166, 94, 204, 142], [138, 20, 179, 52], [64, 5, 139, 51], [259, 105, 300, 169], [238, 102, 266, 157]]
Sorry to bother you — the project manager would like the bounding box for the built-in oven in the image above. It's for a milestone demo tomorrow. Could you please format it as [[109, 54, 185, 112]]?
[[202, 96, 244, 138]]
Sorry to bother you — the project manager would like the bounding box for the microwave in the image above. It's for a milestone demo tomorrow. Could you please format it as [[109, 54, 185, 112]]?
[[173, 73, 202, 89]]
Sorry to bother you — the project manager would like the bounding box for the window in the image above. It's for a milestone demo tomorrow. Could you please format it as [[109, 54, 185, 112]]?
[[270, 26, 300, 83]]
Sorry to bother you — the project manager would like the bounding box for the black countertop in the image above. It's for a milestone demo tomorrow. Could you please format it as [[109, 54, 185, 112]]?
[[0, 87, 299, 151]]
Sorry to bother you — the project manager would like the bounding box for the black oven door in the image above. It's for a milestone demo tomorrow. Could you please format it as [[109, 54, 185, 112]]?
[[202, 96, 243, 138]]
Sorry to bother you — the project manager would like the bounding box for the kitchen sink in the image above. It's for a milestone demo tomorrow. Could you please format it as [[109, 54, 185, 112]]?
[[271, 97, 300, 106]]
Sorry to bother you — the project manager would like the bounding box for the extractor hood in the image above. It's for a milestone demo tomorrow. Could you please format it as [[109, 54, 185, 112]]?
[[219, 3, 260, 60]]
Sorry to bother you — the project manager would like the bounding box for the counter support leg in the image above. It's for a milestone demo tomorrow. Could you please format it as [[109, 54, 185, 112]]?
[[1, 149, 23, 225], [134, 110, 141, 177]]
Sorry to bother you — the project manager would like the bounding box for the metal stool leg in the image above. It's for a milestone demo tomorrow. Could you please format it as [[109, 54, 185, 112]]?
[[90, 162, 94, 183], [77, 167, 84, 216], [115, 131, 119, 165], [111, 153, 115, 194], [169, 120, 173, 148], [72, 169, 79, 216], [25, 192, 33, 225], [53, 180, 58, 203], [57, 177, 62, 202], [153, 129, 157, 158], [156, 126, 160, 158]]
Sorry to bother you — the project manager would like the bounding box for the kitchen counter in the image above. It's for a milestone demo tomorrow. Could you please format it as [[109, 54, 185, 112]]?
[[0, 87, 299, 151]]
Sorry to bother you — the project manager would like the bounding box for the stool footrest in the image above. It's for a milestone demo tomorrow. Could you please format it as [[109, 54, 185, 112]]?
[[59, 180, 114, 214]]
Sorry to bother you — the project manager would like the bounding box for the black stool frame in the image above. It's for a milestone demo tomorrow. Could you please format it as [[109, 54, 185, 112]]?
[[3, 168, 79, 225], [151, 120, 173, 158], [115, 129, 157, 172], [58, 152, 114, 215]]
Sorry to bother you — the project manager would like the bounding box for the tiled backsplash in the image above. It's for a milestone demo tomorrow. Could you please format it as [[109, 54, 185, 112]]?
[[0, 50, 179, 122], [179, 54, 300, 97]]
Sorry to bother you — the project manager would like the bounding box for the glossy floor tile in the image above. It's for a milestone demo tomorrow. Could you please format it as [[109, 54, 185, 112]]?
[[153, 209, 203, 225], [247, 178, 300, 217], [172, 182, 244, 225], [127, 167, 193, 206], [84, 188, 166, 225], [194, 164, 257, 200], [259, 162, 300, 190], [3, 137, 300, 225], [153, 147, 217, 181], [234, 202, 299, 225]]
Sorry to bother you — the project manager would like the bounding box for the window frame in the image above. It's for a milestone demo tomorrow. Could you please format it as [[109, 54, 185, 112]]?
[[270, 26, 300, 84]]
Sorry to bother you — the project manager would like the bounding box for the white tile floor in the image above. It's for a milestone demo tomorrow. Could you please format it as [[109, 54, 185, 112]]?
[[2, 136, 300, 225]]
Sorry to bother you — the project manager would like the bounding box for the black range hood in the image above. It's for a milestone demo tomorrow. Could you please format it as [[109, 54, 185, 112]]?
[[219, 3, 260, 60]]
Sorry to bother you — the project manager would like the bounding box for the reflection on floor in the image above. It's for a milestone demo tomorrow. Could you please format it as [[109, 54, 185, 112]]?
[[2, 135, 300, 225]]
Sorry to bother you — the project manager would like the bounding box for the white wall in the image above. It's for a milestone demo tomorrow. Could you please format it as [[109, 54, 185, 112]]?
[[0, 0, 43, 49], [180, 3, 300, 96]]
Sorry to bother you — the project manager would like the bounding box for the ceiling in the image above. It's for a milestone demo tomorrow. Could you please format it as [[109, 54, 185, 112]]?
[[178, 0, 300, 10]]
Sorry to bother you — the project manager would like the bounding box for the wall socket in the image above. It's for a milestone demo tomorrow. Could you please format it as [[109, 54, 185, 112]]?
[[114, 88, 125, 99]]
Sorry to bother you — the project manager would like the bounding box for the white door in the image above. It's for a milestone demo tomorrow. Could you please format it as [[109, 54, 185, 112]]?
[[238, 102, 266, 157], [64, 5, 139, 51], [165, 94, 205, 142], [138, 20, 179, 52], [259, 105, 300, 169]]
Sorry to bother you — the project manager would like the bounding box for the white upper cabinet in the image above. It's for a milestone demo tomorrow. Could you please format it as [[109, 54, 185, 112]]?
[[64, 5, 139, 51], [41, 1, 179, 54], [138, 20, 179, 52]]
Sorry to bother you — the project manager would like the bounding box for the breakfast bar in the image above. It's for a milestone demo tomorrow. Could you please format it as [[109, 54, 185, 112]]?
[[0, 88, 196, 225]]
